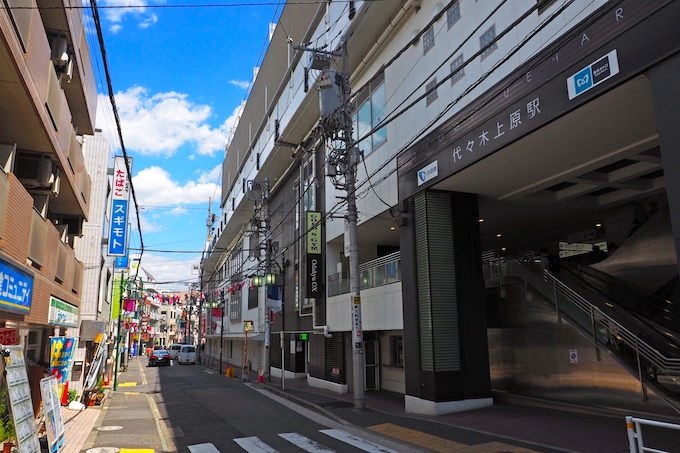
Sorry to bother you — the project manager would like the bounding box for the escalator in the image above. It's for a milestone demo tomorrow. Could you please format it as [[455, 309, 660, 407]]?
[[484, 251, 680, 418]]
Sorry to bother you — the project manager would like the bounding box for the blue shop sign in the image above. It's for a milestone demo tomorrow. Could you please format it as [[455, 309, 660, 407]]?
[[0, 257, 33, 314]]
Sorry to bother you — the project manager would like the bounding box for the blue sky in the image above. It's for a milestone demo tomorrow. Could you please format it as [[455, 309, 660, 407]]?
[[91, 1, 282, 291]]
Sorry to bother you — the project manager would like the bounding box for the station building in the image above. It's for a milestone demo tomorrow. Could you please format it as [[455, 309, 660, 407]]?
[[202, 0, 680, 418]]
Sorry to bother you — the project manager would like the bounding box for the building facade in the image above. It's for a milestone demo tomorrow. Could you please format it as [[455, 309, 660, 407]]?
[[202, 0, 680, 418], [0, 0, 97, 368]]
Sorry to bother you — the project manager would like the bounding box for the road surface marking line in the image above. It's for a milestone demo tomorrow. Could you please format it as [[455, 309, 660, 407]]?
[[188, 443, 221, 453], [368, 423, 467, 452], [320, 429, 399, 453], [279, 432, 337, 452], [118, 382, 137, 387], [234, 436, 279, 452]]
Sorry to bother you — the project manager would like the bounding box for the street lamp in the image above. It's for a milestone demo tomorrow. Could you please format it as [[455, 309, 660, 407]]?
[[113, 272, 143, 391]]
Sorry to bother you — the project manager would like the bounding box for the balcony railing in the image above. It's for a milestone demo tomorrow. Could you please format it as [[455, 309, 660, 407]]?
[[328, 251, 401, 297]]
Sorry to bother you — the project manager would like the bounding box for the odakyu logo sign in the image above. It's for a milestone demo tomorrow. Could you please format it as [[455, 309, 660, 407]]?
[[417, 160, 439, 186], [567, 50, 619, 100]]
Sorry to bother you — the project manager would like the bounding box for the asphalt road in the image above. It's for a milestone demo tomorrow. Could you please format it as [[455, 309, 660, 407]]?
[[144, 361, 422, 453]]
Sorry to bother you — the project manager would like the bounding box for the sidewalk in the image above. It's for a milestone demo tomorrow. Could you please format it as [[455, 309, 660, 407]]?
[[61, 404, 102, 453], [200, 357, 680, 453], [60, 356, 680, 453]]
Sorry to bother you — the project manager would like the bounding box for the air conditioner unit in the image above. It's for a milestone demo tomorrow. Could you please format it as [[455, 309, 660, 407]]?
[[50, 36, 69, 66], [15, 154, 58, 190]]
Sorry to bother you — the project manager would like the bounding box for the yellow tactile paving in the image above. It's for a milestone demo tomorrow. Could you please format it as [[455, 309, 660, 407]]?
[[368, 423, 467, 452], [124, 391, 139, 395], [120, 449, 155, 453], [368, 424, 543, 453], [118, 382, 137, 387]]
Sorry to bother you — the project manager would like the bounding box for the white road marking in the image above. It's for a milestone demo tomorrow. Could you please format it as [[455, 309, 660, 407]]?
[[320, 429, 400, 453], [188, 443, 221, 453], [233, 437, 280, 452], [279, 432, 338, 452]]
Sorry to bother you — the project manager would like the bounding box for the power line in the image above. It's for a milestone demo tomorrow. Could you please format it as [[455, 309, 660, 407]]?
[[90, 0, 145, 279], [7, 1, 387, 10]]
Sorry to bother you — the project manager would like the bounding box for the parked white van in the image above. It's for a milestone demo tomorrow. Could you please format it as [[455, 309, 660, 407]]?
[[178, 344, 196, 365], [168, 344, 182, 360]]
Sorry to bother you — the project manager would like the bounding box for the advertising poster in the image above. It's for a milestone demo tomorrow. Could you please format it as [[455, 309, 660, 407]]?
[[39, 376, 64, 453], [3, 346, 40, 453], [49, 337, 78, 400]]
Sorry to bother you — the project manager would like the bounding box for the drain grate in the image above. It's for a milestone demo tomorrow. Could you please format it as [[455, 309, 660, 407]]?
[[86, 448, 120, 453]]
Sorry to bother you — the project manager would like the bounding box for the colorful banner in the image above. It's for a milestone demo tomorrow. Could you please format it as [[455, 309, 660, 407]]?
[[49, 337, 77, 400]]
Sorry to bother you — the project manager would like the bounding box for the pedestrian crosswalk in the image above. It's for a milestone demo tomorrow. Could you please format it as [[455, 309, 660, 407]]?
[[188, 426, 545, 453], [189, 429, 400, 453]]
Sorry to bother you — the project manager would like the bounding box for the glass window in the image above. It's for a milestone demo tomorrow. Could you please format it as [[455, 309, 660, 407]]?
[[426, 79, 438, 106], [371, 82, 386, 148], [423, 27, 435, 54], [447, 1, 461, 28], [390, 336, 404, 366], [450, 55, 465, 85], [480, 26, 497, 58], [352, 72, 386, 156]]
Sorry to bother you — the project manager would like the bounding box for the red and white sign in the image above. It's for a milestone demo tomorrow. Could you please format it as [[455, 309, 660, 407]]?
[[0, 328, 18, 345]]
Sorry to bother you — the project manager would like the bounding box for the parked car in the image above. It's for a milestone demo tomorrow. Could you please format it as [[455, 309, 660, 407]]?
[[147, 349, 170, 367], [177, 345, 196, 365], [168, 344, 182, 360]]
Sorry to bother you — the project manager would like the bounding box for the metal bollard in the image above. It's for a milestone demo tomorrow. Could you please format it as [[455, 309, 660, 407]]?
[[626, 416, 638, 453]]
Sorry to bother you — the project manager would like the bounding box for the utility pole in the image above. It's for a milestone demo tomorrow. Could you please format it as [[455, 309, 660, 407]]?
[[297, 36, 364, 409], [339, 37, 365, 411], [308, 37, 364, 409], [262, 178, 271, 381]]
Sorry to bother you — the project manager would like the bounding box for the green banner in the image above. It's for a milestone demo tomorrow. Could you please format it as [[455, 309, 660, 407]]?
[[112, 276, 124, 319]]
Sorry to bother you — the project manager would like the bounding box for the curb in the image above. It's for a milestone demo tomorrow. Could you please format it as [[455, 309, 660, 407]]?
[[262, 384, 351, 425]]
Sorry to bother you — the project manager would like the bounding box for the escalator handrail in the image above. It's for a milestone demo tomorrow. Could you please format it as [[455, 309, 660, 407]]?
[[565, 261, 678, 320], [560, 263, 680, 350], [491, 253, 680, 375]]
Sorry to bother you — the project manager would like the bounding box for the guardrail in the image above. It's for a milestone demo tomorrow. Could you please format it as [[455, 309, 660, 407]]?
[[626, 416, 680, 452], [328, 251, 401, 296]]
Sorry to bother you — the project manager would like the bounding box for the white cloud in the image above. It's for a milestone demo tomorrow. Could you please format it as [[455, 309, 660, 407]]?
[[197, 164, 222, 185], [229, 80, 250, 90], [139, 13, 158, 28], [170, 206, 188, 215], [138, 253, 201, 289], [102, 0, 147, 23], [97, 87, 231, 156], [110, 24, 122, 33], [132, 166, 219, 207], [139, 215, 164, 233]]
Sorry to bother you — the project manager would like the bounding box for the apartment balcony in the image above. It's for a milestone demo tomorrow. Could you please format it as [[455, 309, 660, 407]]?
[[1, 0, 95, 226], [0, 169, 84, 317], [327, 251, 403, 332]]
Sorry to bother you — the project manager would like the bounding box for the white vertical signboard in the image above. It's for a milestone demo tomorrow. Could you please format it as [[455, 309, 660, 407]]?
[[108, 156, 132, 256], [3, 346, 40, 453]]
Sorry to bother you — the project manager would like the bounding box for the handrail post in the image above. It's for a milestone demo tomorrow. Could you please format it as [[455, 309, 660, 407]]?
[[625, 416, 638, 453], [635, 338, 647, 401]]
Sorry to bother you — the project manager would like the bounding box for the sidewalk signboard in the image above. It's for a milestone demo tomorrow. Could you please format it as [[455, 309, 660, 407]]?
[[84, 333, 107, 391], [49, 337, 78, 401], [2, 345, 40, 453], [39, 376, 64, 453]]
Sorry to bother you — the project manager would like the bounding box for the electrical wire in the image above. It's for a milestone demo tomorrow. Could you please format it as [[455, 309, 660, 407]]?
[[90, 0, 145, 281]]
